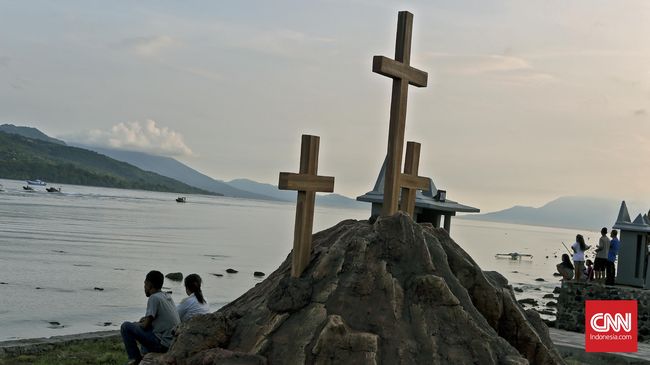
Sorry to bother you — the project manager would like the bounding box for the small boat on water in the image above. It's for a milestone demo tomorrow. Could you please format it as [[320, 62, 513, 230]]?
[[176, 197, 187, 203], [495, 252, 533, 260], [46, 187, 62, 193], [27, 179, 47, 186], [0, 184, 4, 192], [23, 185, 34, 191]]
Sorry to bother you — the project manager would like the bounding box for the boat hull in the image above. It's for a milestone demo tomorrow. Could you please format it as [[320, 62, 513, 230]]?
[[27, 180, 47, 186]]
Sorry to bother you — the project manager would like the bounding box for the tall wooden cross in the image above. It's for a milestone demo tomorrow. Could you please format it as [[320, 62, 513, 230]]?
[[279, 135, 335, 278], [373, 11, 428, 216], [400, 141, 429, 216]]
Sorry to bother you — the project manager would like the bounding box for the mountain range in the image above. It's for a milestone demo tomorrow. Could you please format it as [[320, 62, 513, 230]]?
[[80, 146, 366, 208], [9, 123, 633, 227], [80, 146, 276, 201], [0, 124, 367, 208], [459, 196, 638, 231], [0, 130, 211, 195]]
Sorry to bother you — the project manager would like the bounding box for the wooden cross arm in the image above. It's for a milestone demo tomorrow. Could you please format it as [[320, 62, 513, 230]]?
[[400, 173, 429, 190], [278, 172, 335, 192], [372, 56, 428, 87]]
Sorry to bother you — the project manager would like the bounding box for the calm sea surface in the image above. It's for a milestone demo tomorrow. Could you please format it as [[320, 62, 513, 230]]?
[[0, 178, 599, 341]]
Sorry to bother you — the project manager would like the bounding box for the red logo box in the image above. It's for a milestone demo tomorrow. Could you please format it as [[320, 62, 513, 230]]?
[[585, 300, 637, 352]]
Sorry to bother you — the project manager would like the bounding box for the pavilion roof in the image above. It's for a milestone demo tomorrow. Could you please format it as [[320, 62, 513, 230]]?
[[356, 156, 479, 214], [613, 201, 650, 233]]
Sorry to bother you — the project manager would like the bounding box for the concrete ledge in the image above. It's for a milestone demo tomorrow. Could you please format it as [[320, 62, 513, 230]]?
[[3, 327, 649, 364], [0, 330, 119, 357], [550, 328, 650, 365]]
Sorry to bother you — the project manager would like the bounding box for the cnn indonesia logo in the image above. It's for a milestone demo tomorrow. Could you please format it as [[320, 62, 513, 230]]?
[[585, 300, 637, 353]]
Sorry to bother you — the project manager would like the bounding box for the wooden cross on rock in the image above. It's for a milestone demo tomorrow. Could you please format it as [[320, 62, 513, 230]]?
[[373, 11, 428, 216], [400, 141, 429, 216], [279, 135, 335, 278]]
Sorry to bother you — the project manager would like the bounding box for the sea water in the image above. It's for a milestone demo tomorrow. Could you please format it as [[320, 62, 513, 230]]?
[[0, 178, 599, 341]]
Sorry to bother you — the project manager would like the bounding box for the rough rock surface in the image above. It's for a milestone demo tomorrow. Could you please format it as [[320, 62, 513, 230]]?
[[166, 272, 183, 281], [150, 213, 565, 365]]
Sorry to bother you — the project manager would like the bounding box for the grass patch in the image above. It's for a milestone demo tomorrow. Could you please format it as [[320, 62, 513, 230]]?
[[0, 337, 127, 365]]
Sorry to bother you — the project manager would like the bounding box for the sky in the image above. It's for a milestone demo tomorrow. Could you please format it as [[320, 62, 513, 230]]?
[[1, 0, 649, 212]]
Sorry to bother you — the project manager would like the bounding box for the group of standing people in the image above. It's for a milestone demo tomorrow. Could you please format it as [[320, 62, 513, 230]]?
[[120, 271, 211, 365], [556, 227, 620, 285]]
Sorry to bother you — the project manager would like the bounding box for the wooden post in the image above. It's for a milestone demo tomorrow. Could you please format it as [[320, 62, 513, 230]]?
[[279, 135, 335, 278], [373, 11, 428, 216], [400, 141, 429, 217], [444, 215, 452, 233]]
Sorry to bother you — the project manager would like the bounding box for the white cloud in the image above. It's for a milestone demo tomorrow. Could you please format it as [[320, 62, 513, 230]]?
[[118, 35, 176, 57], [240, 29, 335, 57], [74, 120, 194, 157], [425, 53, 557, 84], [458, 55, 531, 75], [182, 66, 222, 81]]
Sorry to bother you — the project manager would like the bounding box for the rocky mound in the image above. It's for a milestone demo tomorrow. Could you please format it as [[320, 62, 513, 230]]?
[[149, 213, 564, 365]]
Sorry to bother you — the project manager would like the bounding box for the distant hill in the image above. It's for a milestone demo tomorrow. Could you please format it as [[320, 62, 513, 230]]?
[[80, 146, 278, 201], [2, 123, 369, 207], [74, 147, 366, 207], [227, 178, 367, 209], [0, 124, 66, 145], [0, 131, 214, 195], [460, 196, 625, 230]]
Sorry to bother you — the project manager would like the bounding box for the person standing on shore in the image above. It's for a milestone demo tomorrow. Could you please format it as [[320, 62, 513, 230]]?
[[606, 229, 620, 285], [177, 273, 210, 322], [571, 234, 589, 281], [120, 270, 180, 365], [594, 227, 610, 284]]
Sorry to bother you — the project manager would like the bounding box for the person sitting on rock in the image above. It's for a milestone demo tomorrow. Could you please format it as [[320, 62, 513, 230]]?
[[556, 254, 574, 281], [177, 273, 210, 322], [121, 270, 180, 365]]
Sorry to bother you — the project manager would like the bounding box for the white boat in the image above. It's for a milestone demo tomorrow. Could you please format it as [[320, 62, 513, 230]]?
[[27, 179, 47, 186], [0, 184, 4, 192]]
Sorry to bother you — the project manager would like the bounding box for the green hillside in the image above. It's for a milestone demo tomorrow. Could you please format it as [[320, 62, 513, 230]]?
[[0, 131, 218, 195], [0, 123, 66, 145]]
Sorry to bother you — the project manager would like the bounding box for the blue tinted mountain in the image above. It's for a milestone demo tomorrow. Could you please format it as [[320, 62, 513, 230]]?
[[0, 124, 66, 145], [3, 123, 370, 207], [460, 196, 625, 230], [227, 178, 367, 209], [77, 147, 278, 201]]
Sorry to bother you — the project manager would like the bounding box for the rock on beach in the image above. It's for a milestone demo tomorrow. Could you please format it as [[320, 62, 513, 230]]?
[[165, 272, 183, 281], [148, 213, 564, 365], [518, 298, 539, 306]]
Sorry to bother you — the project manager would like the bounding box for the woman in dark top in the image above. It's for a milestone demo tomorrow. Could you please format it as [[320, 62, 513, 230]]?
[[556, 253, 575, 281]]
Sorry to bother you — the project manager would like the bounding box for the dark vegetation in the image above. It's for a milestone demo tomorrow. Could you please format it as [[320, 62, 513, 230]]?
[[0, 337, 126, 365], [0, 132, 218, 195]]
